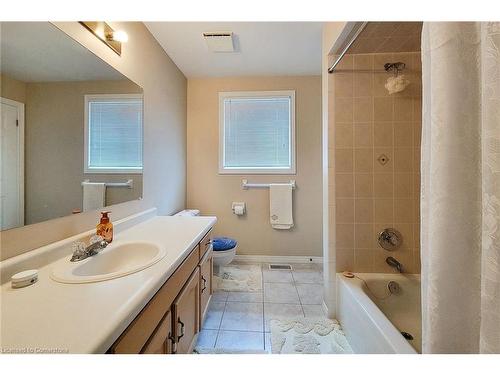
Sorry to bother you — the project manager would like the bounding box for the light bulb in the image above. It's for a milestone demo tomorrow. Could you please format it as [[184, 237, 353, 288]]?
[[112, 30, 128, 43]]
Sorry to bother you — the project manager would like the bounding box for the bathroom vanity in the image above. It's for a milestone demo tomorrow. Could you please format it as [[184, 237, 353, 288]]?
[[109, 228, 213, 354], [0, 212, 217, 354]]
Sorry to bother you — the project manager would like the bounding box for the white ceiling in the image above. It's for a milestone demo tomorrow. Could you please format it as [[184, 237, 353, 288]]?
[[145, 22, 323, 78], [1, 22, 126, 82]]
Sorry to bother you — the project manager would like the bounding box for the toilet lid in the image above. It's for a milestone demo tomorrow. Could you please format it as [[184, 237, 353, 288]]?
[[213, 237, 237, 251]]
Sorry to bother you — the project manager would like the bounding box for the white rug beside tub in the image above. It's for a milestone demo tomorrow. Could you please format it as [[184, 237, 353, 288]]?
[[270, 318, 353, 354], [213, 264, 263, 292]]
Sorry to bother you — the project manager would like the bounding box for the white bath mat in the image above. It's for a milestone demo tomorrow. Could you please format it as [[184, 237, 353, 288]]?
[[213, 264, 262, 292], [270, 318, 353, 354], [194, 347, 267, 354]]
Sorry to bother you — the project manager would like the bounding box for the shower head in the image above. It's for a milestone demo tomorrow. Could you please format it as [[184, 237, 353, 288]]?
[[384, 62, 406, 74]]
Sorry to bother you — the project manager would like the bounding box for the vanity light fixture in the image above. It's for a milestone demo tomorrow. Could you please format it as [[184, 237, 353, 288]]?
[[79, 21, 128, 56]]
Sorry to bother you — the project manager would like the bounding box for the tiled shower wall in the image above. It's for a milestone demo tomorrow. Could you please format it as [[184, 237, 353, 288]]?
[[329, 52, 421, 273]]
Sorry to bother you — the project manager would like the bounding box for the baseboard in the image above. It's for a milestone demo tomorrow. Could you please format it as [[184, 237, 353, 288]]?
[[234, 255, 323, 264]]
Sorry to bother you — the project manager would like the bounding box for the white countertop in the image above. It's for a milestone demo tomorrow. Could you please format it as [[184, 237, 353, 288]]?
[[0, 215, 216, 354]]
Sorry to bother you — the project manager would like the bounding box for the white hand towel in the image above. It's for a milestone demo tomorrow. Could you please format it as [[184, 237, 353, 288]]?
[[269, 183, 294, 230], [82, 182, 106, 212]]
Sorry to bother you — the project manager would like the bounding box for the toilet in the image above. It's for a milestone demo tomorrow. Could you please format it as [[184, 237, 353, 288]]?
[[211, 237, 237, 274], [174, 209, 237, 273]]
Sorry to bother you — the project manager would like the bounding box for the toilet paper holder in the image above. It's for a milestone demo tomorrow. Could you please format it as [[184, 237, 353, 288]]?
[[232, 202, 246, 215]]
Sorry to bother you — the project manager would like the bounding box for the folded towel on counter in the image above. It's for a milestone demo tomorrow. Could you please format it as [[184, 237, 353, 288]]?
[[82, 182, 105, 211], [269, 183, 294, 230]]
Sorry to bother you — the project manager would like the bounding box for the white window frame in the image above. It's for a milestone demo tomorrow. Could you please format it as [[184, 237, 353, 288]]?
[[84, 93, 143, 174], [218, 90, 296, 175]]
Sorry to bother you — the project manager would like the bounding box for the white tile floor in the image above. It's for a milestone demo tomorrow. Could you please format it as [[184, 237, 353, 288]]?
[[195, 262, 325, 353]]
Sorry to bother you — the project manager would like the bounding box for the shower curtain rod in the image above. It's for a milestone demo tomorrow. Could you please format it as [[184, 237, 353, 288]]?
[[328, 22, 368, 74]]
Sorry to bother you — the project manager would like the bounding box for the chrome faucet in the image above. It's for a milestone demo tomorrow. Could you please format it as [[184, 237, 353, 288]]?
[[386, 256, 403, 273], [70, 239, 108, 262]]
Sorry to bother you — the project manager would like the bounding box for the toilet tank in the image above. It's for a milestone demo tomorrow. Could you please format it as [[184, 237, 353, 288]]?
[[174, 209, 200, 217]]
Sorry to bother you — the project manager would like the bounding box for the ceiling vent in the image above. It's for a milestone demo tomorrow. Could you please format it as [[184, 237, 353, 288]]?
[[203, 32, 235, 52]]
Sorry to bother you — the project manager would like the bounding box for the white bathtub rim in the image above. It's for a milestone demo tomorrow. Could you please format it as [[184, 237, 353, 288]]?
[[337, 273, 418, 354]]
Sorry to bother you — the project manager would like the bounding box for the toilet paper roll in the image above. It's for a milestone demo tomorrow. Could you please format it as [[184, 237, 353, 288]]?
[[233, 205, 245, 215]]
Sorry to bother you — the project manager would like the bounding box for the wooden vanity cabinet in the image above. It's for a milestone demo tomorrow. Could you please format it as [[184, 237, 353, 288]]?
[[172, 268, 200, 354], [141, 311, 173, 354], [108, 229, 212, 355], [199, 248, 213, 324]]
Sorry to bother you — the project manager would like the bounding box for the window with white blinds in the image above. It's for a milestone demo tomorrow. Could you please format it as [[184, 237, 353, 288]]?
[[219, 91, 295, 174], [84, 94, 143, 173]]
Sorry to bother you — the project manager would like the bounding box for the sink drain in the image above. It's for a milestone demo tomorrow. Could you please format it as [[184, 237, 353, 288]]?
[[401, 331, 414, 340]]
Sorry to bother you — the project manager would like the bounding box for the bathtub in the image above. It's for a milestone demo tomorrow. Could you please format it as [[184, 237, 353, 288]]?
[[337, 273, 421, 354]]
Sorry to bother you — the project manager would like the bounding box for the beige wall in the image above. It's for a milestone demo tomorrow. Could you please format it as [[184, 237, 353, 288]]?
[[1, 22, 187, 261], [330, 52, 421, 273], [187, 76, 322, 257], [24, 80, 143, 225], [1, 74, 26, 103]]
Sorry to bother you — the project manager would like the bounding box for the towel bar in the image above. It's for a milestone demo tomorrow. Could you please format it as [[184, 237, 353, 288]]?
[[242, 179, 296, 190], [81, 179, 133, 189]]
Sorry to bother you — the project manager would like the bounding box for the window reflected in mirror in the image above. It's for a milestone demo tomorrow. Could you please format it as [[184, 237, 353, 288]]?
[[0, 22, 144, 230]]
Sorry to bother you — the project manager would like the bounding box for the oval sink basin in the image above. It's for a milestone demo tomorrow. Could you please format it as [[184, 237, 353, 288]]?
[[51, 241, 166, 284]]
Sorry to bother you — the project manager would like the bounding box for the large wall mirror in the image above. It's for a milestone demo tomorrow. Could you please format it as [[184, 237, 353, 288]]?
[[1, 22, 143, 231]]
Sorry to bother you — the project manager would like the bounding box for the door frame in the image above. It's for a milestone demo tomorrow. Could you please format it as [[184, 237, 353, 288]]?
[[1, 97, 25, 228]]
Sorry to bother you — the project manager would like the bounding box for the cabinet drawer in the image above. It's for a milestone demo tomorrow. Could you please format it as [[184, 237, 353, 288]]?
[[110, 245, 200, 354], [141, 311, 173, 354], [199, 248, 212, 325], [199, 230, 212, 260], [172, 268, 200, 354]]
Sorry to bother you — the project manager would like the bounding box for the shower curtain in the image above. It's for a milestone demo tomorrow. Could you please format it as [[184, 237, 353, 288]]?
[[421, 22, 500, 353]]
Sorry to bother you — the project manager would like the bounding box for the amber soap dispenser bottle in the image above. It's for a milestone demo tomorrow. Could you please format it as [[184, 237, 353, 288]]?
[[96, 211, 113, 243]]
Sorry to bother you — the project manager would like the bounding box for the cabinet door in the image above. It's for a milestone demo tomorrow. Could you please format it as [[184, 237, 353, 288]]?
[[141, 311, 173, 354], [199, 248, 213, 325], [172, 268, 200, 354]]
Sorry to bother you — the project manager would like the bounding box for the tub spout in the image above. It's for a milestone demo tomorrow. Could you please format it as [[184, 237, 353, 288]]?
[[386, 256, 403, 273]]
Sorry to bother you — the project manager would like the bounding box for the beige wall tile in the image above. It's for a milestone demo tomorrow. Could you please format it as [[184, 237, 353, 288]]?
[[334, 73, 353, 98], [353, 97, 373, 122], [355, 223, 375, 249], [335, 124, 354, 148], [336, 224, 354, 248], [374, 148, 394, 173], [355, 173, 374, 198], [413, 223, 420, 249], [354, 149, 373, 173], [354, 249, 374, 272], [335, 97, 353, 122], [336, 173, 354, 198], [394, 199, 413, 223], [395, 222, 413, 251], [394, 97, 413, 121], [336, 199, 354, 223], [374, 97, 393, 121], [374, 199, 394, 222], [337, 249, 354, 272], [394, 122, 413, 147], [394, 173, 412, 198], [394, 148, 413, 172], [353, 54, 373, 70], [413, 121, 422, 147], [374, 122, 394, 147], [330, 50, 421, 274], [354, 123, 373, 148], [354, 73, 373, 97], [355, 199, 374, 223], [335, 149, 354, 173], [373, 73, 389, 97], [374, 173, 394, 198]]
